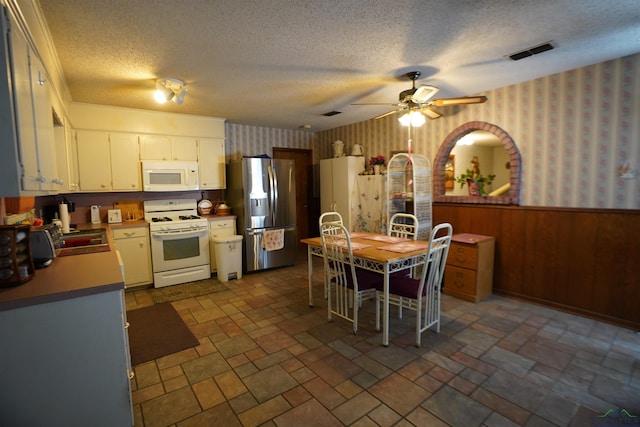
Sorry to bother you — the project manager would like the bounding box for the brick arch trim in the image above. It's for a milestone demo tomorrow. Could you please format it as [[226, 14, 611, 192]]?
[[433, 121, 521, 205]]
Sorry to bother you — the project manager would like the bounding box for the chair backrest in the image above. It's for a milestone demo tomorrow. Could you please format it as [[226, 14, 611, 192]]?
[[319, 211, 344, 234], [388, 213, 419, 240], [416, 223, 453, 295], [320, 222, 356, 287]]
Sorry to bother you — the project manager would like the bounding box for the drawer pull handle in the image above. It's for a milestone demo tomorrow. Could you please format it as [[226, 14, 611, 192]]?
[[454, 281, 465, 288], [455, 272, 464, 278], [455, 258, 467, 264]]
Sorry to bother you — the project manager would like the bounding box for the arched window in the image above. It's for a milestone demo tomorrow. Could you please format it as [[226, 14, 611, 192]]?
[[433, 121, 521, 205]]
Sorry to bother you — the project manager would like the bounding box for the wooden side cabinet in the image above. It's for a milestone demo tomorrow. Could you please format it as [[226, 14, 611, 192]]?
[[444, 233, 495, 303]]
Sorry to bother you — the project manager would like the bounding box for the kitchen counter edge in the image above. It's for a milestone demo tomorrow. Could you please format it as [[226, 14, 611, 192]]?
[[0, 223, 124, 311]]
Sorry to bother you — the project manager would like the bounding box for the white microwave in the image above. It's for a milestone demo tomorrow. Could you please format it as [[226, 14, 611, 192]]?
[[141, 161, 199, 192]]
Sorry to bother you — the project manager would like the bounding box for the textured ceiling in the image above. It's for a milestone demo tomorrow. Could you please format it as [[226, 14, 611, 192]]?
[[36, 0, 640, 132]]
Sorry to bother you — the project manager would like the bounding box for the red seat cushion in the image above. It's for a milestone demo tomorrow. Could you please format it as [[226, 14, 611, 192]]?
[[330, 267, 383, 291], [387, 276, 425, 299]]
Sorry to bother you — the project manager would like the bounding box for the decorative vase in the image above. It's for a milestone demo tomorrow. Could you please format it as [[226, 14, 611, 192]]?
[[467, 179, 480, 196], [374, 165, 381, 175]]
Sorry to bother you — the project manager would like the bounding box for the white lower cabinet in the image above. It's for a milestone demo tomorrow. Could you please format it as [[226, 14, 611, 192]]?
[[0, 289, 133, 426], [113, 226, 153, 288], [209, 218, 236, 272]]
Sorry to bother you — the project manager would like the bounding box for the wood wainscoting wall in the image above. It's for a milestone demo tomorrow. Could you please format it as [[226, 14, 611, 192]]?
[[434, 203, 640, 330]]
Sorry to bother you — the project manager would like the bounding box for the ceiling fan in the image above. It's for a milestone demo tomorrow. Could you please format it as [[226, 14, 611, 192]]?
[[353, 71, 487, 122]]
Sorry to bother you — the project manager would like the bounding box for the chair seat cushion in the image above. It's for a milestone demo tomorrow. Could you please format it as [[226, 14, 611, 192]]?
[[331, 267, 383, 291], [356, 268, 384, 291], [387, 275, 426, 299]]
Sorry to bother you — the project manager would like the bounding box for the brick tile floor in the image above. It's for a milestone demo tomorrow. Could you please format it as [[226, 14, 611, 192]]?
[[125, 254, 640, 426]]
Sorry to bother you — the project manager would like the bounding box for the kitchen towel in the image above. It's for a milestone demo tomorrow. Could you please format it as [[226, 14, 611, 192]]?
[[262, 229, 284, 251]]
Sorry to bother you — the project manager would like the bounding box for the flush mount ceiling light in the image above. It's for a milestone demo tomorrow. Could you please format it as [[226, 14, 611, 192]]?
[[398, 110, 426, 127], [154, 78, 188, 104]]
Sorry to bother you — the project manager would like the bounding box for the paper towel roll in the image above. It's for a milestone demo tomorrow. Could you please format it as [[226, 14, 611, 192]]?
[[59, 203, 70, 233]]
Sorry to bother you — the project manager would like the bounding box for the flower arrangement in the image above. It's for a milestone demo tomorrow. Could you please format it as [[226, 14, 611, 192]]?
[[370, 155, 385, 166], [455, 169, 496, 196]]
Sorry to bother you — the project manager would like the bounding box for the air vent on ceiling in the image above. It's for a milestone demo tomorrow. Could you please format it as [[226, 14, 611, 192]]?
[[323, 110, 342, 117], [507, 41, 555, 61]]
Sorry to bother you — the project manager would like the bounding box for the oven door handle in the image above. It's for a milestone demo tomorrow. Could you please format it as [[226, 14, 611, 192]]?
[[150, 228, 208, 237]]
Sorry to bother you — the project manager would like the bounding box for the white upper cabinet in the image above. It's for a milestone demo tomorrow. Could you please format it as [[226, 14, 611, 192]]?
[[170, 136, 198, 161], [76, 131, 141, 192], [0, 11, 61, 195], [198, 138, 226, 189], [76, 130, 112, 191], [139, 135, 197, 161], [109, 133, 141, 191], [54, 116, 80, 192]]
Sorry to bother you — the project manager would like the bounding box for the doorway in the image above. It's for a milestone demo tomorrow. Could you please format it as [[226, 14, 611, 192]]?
[[272, 148, 313, 241]]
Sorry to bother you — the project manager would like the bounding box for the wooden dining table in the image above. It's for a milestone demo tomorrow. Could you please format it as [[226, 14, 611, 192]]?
[[300, 232, 430, 346]]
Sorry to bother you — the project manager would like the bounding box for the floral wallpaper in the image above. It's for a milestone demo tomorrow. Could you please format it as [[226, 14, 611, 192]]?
[[225, 124, 317, 162], [316, 53, 640, 210]]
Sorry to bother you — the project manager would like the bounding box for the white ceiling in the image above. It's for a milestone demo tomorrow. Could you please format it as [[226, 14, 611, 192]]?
[[36, 0, 640, 132]]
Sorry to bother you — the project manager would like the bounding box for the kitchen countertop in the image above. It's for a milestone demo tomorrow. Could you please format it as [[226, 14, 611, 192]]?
[[0, 223, 124, 311]]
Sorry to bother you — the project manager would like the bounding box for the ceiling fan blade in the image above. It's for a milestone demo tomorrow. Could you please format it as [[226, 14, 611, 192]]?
[[351, 102, 403, 106], [419, 106, 443, 119], [430, 95, 488, 107], [373, 109, 404, 120]]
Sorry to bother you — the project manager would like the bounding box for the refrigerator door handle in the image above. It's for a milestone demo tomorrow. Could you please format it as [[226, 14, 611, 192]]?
[[267, 164, 277, 224]]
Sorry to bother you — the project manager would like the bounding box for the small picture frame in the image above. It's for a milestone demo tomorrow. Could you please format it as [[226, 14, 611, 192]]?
[[445, 154, 455, 190]]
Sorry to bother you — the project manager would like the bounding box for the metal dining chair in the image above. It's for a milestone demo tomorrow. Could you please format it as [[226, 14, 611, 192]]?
[[376, 222, 453, 346], [388, 213, 419, 240], [388, 213, 419, 318], [320, 222, 382, 334], [319, 211, 344, 231], [318, 211, 345, 298]]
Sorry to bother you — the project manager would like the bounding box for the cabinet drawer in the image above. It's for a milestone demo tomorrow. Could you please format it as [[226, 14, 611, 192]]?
[[444, 265, 477, 295], [112, 227, 148, 239], [209, 219, 235, 231], [447, 243, 478, 269]]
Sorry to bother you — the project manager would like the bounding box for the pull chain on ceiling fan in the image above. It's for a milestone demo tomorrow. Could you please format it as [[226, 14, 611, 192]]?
[[352, 71, 488, 126]]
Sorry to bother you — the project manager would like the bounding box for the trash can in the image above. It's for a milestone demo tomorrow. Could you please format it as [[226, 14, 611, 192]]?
[[212, 235, 243, 282]]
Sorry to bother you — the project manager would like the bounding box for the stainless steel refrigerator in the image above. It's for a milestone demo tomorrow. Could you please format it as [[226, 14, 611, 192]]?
[[227, 157, 297, 272]]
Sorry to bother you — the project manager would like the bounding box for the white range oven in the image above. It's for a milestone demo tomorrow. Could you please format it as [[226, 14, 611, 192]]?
[[144, 199, 210, 288]]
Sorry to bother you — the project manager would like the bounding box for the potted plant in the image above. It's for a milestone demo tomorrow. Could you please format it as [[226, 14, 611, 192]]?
[[455, 169, 496, 196], [369, 155, 385, 174]]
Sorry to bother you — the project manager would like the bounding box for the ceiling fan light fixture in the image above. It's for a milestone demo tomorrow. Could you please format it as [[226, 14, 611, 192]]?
[[411, 85, 439, 103], [154, 78, 187, 104], [398, 111, 425, 127]]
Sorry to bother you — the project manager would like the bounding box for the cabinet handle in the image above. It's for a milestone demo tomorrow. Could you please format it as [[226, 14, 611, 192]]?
[[139, 242, 144, 248], [454, 280, 465, 288], [455, 257, 467, 264]]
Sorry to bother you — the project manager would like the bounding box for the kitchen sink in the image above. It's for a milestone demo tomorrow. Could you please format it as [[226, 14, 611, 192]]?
[[57, 228, 110, 257]]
